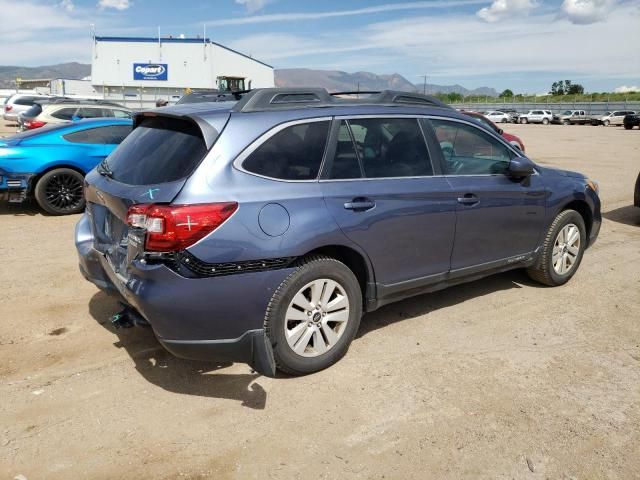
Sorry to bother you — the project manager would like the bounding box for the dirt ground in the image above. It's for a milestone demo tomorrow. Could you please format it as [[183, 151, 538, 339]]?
[[1, 120, 639, 480]]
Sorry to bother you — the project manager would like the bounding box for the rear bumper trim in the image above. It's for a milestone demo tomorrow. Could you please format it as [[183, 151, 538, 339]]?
[[159, 329, 276, 377]]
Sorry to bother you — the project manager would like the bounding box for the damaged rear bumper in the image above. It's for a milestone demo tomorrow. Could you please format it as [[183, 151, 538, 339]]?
[[0, 169, 33, 203], [75, 213, 285, 376]]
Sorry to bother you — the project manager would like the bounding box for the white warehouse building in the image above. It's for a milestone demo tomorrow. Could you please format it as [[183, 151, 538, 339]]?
[[91, 35, 274, 107]]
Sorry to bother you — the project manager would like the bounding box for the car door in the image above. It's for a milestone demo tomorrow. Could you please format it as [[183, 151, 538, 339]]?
[[423, 117, 546, 273], [320, 116, 457, 293]]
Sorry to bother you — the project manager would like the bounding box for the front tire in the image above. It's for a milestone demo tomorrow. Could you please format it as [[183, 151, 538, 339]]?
[[527, 210, 586, 286], [520, 118, 528, 124], [34, 168, 85, 215], [265, 256, 362, 375], [603, 120, 610, 127]]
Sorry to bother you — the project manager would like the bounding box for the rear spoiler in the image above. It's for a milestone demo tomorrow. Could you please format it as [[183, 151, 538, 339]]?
[[133, 111, 221, 150]]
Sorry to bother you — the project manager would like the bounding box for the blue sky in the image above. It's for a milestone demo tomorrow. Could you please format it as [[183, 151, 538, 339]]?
[[1, 0, 639, 93]]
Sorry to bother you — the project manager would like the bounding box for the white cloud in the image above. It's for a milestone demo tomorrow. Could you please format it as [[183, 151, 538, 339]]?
[[559, 0, 616, 25], [98, 0, 131, 10], [235, 0, 267, 14], [60, 0, 74, 12], [227, 3, 640, 85], [614, 85, 640, 93], [476, 0, 537, 22], [208, 1, 489, 26]]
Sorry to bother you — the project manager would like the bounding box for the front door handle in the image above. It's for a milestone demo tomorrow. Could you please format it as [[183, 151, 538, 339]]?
[[457, 193, 479, 205], [344, 197, 376, 212]]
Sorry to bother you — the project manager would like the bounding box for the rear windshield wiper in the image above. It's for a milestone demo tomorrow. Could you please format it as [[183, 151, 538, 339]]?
[[97, 159, 114, 178]]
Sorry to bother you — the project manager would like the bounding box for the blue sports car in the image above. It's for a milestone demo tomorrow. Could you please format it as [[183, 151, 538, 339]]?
[[0, 118, 132, 215]]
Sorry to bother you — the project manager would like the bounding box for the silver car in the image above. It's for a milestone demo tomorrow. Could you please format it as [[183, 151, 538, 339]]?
[[2, 94, 51, 123]]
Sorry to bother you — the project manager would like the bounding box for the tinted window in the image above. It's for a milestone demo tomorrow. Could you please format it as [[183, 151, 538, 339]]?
[[242, 121, 330, 180], [51, 108, 77, 120], [345, 118, 432, 178], [429, 119, 512, 175], [105, 117, 209, 185], [14, 96, 47, 106], [64, 125, 132, 144], [327, 121, 362, 179]]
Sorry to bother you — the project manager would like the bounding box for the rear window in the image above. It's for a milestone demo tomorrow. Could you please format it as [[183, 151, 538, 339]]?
[[241, 121, 330, 180], [105, 117, 209, 185], [14, 96, 48, 106]]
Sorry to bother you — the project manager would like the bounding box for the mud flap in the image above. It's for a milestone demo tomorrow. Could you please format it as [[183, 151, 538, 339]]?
[[250, 331, 276, 378]]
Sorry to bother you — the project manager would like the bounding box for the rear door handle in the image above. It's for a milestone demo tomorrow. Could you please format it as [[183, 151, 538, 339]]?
[[457, 193, 479, 206], [344, 197, 376, 212]]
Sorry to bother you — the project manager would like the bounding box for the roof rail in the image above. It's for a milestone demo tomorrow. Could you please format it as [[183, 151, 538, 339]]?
[[40, 97, 127, 108], [232, 88, 453, 113]]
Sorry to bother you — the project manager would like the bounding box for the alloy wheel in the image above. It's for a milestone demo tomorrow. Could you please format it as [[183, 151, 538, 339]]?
[[552, 223, 581, 275], [284, 278, 350, 357], [44, 173, 84, 212]]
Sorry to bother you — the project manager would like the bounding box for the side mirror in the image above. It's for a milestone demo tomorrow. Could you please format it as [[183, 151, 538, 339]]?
[[508, 157, 534, 178]]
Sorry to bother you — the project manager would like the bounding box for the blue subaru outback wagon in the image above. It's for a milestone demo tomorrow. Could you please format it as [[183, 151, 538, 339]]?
[[76, 89, 601, 376]]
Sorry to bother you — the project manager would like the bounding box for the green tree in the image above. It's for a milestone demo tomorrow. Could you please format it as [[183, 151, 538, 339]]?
[[446, 92, 463, 102], [567, 83, 584, 95], [499, 89, 514, 98]]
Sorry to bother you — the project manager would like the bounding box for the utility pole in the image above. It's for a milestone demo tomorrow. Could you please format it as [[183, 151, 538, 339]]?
[[418, 75, 428, 94]]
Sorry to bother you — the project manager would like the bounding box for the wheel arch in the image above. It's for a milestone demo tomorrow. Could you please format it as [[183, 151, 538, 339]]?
[[301, 244, 376, 310], [30, 163, 87, 191], [561, 199, 593, 239]]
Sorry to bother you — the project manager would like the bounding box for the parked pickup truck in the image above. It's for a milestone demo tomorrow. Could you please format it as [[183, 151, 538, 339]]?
[[553, 110, 590, 125]]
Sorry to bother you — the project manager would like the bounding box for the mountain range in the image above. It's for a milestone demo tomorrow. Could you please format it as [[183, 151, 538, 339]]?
[[0, 63, 497, 97]]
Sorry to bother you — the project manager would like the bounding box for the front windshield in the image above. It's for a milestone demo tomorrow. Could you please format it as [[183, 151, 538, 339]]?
[[563, 110, 572, 115]]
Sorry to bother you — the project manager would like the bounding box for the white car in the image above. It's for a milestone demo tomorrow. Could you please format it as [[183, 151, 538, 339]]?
[[485, 111, 511, 123], [519, 110, 553, 125]]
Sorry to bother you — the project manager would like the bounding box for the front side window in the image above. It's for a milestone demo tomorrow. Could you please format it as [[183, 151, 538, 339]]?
[[242, 121, 330, 180], [327, 118, 433, 179], [429, 119, 512, 175]]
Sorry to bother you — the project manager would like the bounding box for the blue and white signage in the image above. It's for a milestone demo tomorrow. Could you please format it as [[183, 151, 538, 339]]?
[[133, 63, 168, 81]]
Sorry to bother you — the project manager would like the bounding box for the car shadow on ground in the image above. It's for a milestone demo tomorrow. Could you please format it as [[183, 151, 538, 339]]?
[[0, 201, 41, 216], [358, 269, 536, 338], [88, 269, 536, 406], [603, 205, 640, 227], [88, 291, 268, 410]]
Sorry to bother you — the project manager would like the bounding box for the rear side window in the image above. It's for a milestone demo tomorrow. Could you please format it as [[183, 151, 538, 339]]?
[[242, 121, 330, 180], [64, 125, 132, 144], [327, 118, 433, 179], [112, 109, 131, 118], [105, 117, 209, 185]]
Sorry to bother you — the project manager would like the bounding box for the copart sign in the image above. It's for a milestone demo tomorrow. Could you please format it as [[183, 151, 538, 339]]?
[[133, 63, 168, 81]]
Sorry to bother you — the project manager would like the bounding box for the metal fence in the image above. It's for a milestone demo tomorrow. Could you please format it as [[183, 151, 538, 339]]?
[[452, 101, 640, 115]]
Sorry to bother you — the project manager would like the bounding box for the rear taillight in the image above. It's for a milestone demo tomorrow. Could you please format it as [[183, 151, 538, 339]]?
[[25, 120, 46, 129], [5, 105, 12, 112], [127, 202, 238, 252]]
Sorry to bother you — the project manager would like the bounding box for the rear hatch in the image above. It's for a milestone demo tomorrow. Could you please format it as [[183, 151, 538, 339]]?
[[85, 112, 227, 279]]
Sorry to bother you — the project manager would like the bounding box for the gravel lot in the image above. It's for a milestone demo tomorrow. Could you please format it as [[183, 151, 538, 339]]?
[[1, 120, 639, 479]]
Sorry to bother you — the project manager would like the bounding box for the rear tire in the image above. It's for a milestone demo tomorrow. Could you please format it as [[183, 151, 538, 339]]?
[[542, 118, 549, 125], [265, 255, 362, 375], [527, 210, 586, 287], [34, 168, 85, 215]]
